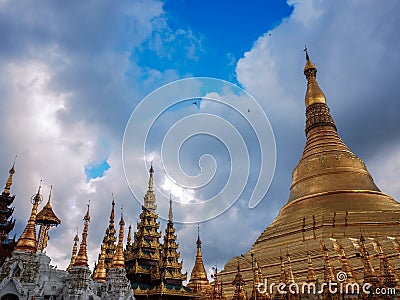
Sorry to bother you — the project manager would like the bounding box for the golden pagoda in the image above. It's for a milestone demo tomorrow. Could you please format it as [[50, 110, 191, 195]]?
[[124, 165, 163, 287], [111, 211, 126, 269], [73, 202, 90, 267], [188, 227, 211, 295], [219, 50, 400, 298], [124, 166, 196, 299], [14, 183, 43, 253], [36, 185, 61, 252], [66, 229, 79, 271]]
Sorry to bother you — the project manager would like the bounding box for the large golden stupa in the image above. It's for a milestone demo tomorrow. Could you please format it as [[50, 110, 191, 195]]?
[[219, 51, 400, 298]]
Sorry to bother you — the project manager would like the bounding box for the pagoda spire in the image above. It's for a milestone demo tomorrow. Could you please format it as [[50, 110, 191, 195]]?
[[279, 256, 286, 284], [320, 242, 336, 282], [67, 229, 79, 271], [287, 48, 380, 203], [111, 209, 125, 269], [0, 158, 17, 264], [306, 252, 316, 283], [3, 157, 16, 195], [73, 202, 90, 267], [168, 194, 173, 222], [124, 166, 162, 285], [188, 226, 209, 292], [98, 196, 117, 269], [126, 222, 132, 247], [303, 47, 328, 109], [14, 182, 43, 253], [160, 196, 187, 283], [286, 251, 295, 284], [144, 164, 157, 212], [358, 235, 379, 286], [231, 263, 247, 300], [93, 244, 107, 282]]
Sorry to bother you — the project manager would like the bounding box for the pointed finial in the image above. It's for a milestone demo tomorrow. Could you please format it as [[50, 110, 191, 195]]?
[[47, 185, 53, 203], [148, 163, 154, 191], [168, 194, 173, 222], [3, 156, 17, 195], [360, 231, 366, 243], [127, 221, 132, 246], [304, 45, 316, 72], [84, 200, 90, 221], [120, 205, 125, 226], [304, 45, 309, 61]]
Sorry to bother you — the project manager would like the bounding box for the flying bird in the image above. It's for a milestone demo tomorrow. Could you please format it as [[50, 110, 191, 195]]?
[[248, 109, 250, 113]]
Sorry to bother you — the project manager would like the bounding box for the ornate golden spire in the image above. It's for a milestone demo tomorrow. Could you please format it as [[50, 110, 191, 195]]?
[[111, 210, 125, 269], [3, 157, 16, 195], [144, 164, 157, 212], [73, 202, 90, 267], [286, 251, 295, 284], [287, 48, 380, 203], [36, 185, 61, 252], [67, 229, 79, 271], [188, 226, 209, 292], [306, 252, 316, 283], [99, 196, 117, 269], [279, 256, 286, 284], [303, 47, 326, 107], [93, 244, 107, 282], [14, 182, 42, 253], [231, 263, 247, 300], [127, 222, 132, 247], [168, 194, 173, 222], [321, 242, 336, 282], [160, 196, 187, 283]]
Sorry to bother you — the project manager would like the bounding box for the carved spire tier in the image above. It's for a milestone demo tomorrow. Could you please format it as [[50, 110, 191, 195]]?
[[73, 202, 90, 267], [14, 183, 42, 253]]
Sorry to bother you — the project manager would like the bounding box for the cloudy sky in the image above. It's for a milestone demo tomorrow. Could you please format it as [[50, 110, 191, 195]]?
[[1, 0, 400, 279]]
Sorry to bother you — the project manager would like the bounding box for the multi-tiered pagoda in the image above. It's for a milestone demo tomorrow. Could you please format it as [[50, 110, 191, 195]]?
[[0, 162, 17, 266], [124, 165, 195, 299]]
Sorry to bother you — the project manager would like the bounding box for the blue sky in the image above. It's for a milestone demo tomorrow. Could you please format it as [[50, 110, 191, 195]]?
[[135, 0, 293, 80], [1, 0, 400, 282]]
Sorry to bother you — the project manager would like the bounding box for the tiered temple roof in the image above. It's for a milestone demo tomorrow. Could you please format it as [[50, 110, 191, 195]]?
[[0, 161, 17, 265]]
